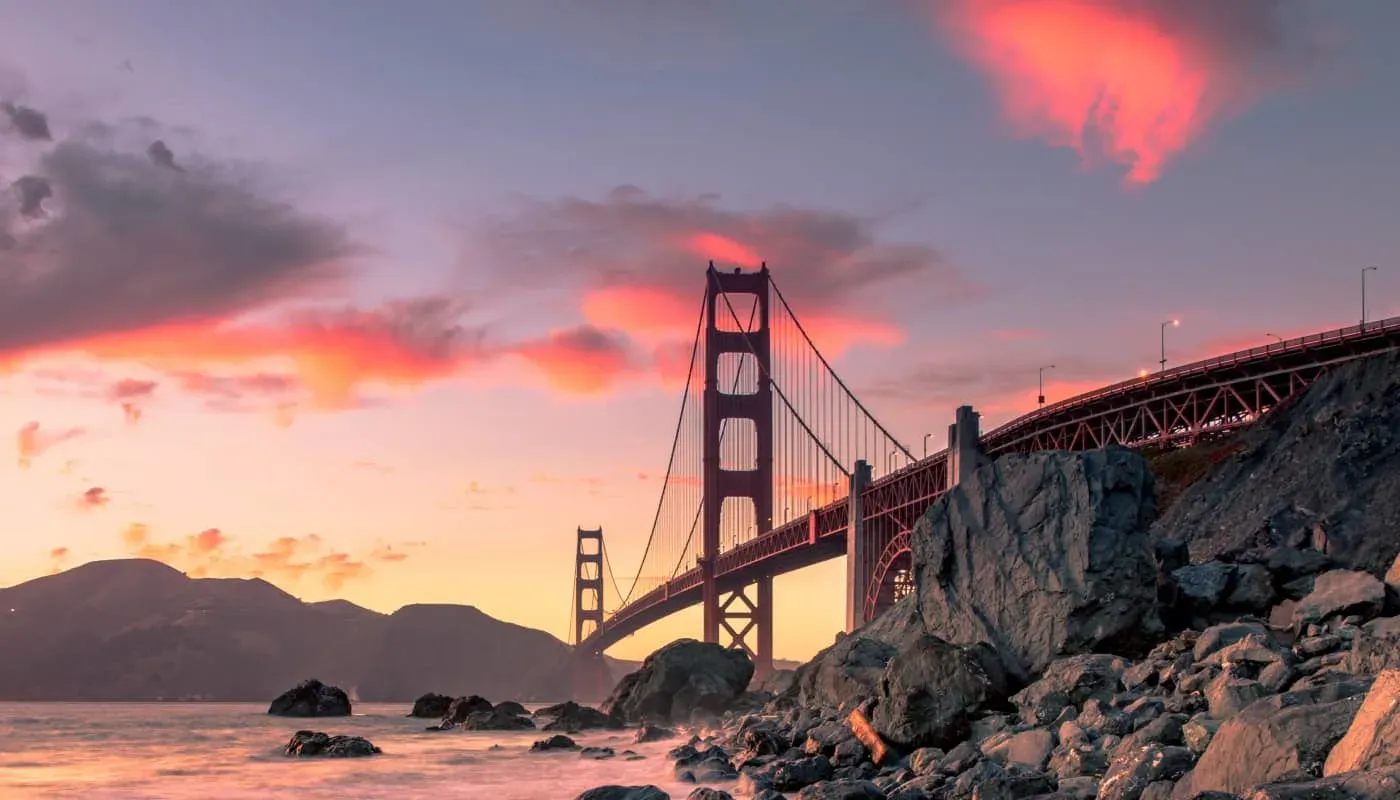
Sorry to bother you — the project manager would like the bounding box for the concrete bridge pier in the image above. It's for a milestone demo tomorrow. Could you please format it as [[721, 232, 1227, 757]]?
[[844, 459, 874, 633], [946, 404, 985, 492]]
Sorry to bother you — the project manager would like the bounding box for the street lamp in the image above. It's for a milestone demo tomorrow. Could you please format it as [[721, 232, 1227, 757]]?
[[1362, 266, 1378, 329], [922, 433, 932, 458], [1160, 319, 1180, 372], [1038, 364, 1056, 408]]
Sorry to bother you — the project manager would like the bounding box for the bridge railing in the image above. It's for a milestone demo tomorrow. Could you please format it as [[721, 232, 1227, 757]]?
[[983, 315, 1400, 444]]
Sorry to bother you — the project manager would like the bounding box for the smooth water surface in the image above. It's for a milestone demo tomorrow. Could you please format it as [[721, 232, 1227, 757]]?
[[0, 702, 705, 799]]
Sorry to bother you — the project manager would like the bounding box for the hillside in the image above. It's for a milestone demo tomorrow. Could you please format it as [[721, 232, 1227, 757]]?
[[0, 559, 618, 702]]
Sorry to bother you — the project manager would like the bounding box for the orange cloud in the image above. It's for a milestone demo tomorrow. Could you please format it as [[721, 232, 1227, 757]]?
[[940, 0, 1317, 184], [513, 326, 637, 395], [20, 297, 487, 410], [48, 546, 70, 575], [683, 231, 763, 268], [117, 524, 399, 592], [16, 421, 84, 469]]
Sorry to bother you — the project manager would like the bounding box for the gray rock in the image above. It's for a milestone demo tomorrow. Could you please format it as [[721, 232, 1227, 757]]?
[[985, 728, 1056, 770], [795, 780, 887, 799], [267, 679, 351, 717], [1173, 681, 1371, 795], [1323, 668, 1400, 775], [1293, 570, 1387, 628], [576, 787, 669, 800], [1194, 622, 1270, 662], [1243, 765, 1400, 799], [791, 636, 898, 711], [283, 730, 380, 757], [1012, 654, 1129, 726], [531, 734, 578, 751], [1150, 349, 1400, 577], [913, 447, 1162, 683], [870, 635, 1008, 750], [1098, 744, 1194, 800], [604, 639, 754, 724], [408, 692, 452, 718]]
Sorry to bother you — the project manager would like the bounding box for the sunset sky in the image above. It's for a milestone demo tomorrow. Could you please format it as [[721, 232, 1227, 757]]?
[[2, 0, 1398, 662]]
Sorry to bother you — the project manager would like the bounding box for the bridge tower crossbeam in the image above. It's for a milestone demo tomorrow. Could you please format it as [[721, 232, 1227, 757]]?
[[703, 264, 774, 676]]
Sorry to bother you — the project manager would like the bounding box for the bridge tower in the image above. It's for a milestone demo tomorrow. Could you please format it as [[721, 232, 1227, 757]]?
[[702, 264, 774, 677], [573, 527, 605, 649]]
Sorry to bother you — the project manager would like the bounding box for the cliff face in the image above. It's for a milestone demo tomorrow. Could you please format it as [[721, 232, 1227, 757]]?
[[1152, 349, 1400, 577], [0, 559, 601, 701]]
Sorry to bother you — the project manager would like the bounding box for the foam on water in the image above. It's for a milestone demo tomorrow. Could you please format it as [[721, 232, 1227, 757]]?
[[0, 702, 712, 799]]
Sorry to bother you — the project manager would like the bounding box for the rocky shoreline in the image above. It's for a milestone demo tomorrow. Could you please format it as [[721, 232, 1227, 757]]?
[[272, 354, 1400, 797]]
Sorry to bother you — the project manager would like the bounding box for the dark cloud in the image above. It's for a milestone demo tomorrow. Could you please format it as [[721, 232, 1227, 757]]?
[[0, 122, 359, 356], [147, 140, 182, 171], [479, 185, 978, 310], [12, 175, 52, 218], [2, 101, 52, 141]]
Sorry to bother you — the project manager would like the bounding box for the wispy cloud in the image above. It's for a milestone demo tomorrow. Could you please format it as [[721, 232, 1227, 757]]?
[[117, 524, 416, 592], [16, 421, 84, 469], [938, 0, 1329, 184]]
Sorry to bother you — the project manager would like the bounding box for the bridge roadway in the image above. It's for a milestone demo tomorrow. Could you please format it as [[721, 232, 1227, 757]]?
[[580, 315, 1400, 654]]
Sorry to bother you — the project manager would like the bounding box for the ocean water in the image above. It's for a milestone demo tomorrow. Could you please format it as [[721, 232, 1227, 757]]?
[[0, 702, 710, 799]]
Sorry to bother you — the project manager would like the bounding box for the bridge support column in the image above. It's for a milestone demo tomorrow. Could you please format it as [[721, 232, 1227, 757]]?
[[844, 459, 874, 633], [945, 405, 985, 492], [573, 527, 605, 646], [701, 264, 774, 675]]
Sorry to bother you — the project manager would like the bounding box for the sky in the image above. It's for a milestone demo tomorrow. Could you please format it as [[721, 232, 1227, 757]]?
[[1, 0, 1398, 663]]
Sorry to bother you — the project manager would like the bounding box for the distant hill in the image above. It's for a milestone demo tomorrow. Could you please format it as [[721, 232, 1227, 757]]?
[[0, 559, 631, 703]]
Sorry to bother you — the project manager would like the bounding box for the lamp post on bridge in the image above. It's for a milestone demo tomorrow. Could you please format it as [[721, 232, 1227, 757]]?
[[1362, 266, 1378, 330], [1038, 364, 1055, 408], [1160, 319, 1180, 372]]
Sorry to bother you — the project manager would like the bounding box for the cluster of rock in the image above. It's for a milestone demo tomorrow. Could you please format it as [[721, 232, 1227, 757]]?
[[571, 449, 1400, 797], [283, 730, 381, 758]]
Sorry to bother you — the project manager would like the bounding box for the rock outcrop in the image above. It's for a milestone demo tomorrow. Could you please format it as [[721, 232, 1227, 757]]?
[[1152, 349, 1400, 577], [283, 730, 380, 757], [604, 639, 754, 724], [408, 692, 452, 718], [914, 447, 1163, 682], [267, 679, 351, 717]]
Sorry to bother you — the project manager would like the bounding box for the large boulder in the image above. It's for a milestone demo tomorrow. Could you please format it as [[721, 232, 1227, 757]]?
[[604, 639, 753, 724], [1172, 679, 1372, 795], [788, 635, 897, 711], [869, 634, 1008, 750], [408, 692, 452, 718], [267, 679, 351, 717], [1324, 669, 1400, 776], [913, 447, 1163, 683], [1152, 349, 1400, 577]]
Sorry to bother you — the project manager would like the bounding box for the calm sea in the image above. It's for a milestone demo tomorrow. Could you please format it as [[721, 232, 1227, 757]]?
[[0, 702, 706, 799]]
